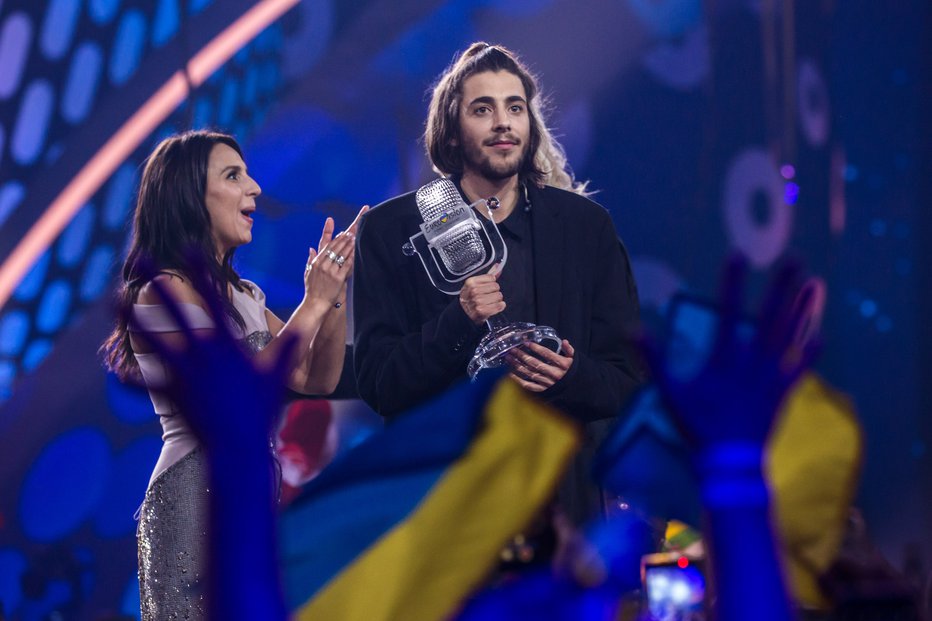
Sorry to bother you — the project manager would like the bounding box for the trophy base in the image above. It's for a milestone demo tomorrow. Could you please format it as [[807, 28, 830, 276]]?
[[467, 322, 562, 380]]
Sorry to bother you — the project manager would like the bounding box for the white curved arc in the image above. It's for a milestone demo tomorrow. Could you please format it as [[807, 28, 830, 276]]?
[[0, 0, 301, 311]]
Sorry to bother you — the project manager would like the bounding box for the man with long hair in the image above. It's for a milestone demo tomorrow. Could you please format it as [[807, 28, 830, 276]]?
[[353, 43, 643, 531]]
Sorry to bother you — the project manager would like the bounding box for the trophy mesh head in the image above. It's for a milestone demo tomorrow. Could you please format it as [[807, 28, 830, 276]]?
[[416, 177, 487, 275], [415, 178, 463, 221], [440, 232, 485, 273]]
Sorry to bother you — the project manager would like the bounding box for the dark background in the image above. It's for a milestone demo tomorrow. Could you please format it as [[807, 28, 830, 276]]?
[[0, 0, 928, 617]]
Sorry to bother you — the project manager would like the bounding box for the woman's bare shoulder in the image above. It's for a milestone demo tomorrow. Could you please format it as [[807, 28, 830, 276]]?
[[136, 271, 205, 307]]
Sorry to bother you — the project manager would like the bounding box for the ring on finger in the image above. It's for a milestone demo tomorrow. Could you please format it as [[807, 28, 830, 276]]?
[[325, 249, 338, 262], [335, 254, 346, 267]]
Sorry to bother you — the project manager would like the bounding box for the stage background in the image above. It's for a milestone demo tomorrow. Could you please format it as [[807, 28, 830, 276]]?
[[0, 0, 929, 617]]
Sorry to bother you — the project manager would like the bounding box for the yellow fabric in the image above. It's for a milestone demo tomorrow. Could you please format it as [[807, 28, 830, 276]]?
[[663, 520, 696, 546], [295, 379, 580, 621], [766, 373, 863, 609], [662, 374, 862, 610]]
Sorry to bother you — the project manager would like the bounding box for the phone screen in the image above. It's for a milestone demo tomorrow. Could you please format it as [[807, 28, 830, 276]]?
[[642, 554, 707, 621]]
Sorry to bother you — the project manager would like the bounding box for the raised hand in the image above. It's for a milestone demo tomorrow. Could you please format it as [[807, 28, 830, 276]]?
[[127, 254, 293, 621], [316, 216, 336, 257], [127, 256, 298, 453], [344, 204, 369, 238], [641, 256, 819, 450], [304, 231, 354, 306], [303, 206, 368, 307], [634, 256, 819, 621]]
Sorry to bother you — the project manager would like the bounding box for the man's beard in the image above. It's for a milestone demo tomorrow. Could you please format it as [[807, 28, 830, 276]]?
[[461, 141, 530, 181]]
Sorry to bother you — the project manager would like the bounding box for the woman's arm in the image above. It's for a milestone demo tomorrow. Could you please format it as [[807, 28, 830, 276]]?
[[264, 297, 345, 396], [256, 231, 351, 395], [259, 207, 366, 396], [298, 284, 347, 393]]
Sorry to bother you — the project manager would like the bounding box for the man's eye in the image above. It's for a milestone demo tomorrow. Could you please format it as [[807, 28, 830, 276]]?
[[510, 105, 524, 113]]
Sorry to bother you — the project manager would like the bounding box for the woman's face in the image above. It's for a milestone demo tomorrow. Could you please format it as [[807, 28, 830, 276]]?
[[204, 143, 261, 255]]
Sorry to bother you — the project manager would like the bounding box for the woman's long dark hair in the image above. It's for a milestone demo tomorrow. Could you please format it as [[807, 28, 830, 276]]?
[[102, 130, 249, 380]]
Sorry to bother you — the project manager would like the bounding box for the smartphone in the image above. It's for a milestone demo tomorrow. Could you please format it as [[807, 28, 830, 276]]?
[[664, 283, 822, 383], [641, 551, 707, 621], [664, 293, 757, 383]]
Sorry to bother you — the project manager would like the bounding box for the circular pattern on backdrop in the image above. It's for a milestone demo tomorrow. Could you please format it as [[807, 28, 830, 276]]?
[[642, 25, 709, 91], [797, 59, 830, 148], [0, 310, 30, 356], [108, 10, 147, 85], [0, 12, 34, 99], [630, 256, 684, 313], [35, 279, 72, 333], [20, 428, 111, 542], [40, 0, 81, 60], [0, 181, 26, 228], [102, 164, 135, 229], [106, 371, 157, 424], [57, 203, 96, 267], [280, 0, 333, 80], [12, 79, 54, 165], [61, 42, 103, 124], [93, 435, 162, 538], [21, 338, 53, 371], [626, 0, 702, 38], [0, 361, 15, 399], [79, 245, 116, 301], [88, 0, 121, 25], [152, 0, 181, 48], [190, 0, 214, 17], [722, 147, 792, 268], [13, 251, 51, 302]]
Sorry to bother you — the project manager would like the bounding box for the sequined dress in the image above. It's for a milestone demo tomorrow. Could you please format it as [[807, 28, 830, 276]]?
[[132, 280, 273, 621]]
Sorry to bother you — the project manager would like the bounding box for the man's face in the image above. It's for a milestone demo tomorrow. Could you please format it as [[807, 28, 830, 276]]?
[[456, 70, 531, 182]]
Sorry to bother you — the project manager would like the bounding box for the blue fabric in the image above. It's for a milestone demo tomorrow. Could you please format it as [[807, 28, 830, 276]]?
[[279, 370, 503, 609]]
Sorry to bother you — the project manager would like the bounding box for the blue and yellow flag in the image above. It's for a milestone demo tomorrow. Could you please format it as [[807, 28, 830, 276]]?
[[280, 373, 580, 621]]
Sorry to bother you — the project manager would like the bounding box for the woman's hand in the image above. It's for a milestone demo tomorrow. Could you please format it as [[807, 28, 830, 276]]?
[[302, 206, 368, 306], [343, 204, 369, 240], [303, 230, 354, 306]]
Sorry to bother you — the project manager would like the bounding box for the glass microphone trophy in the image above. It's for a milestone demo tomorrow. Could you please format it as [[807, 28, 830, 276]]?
[[402, 178, 562, 379]]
